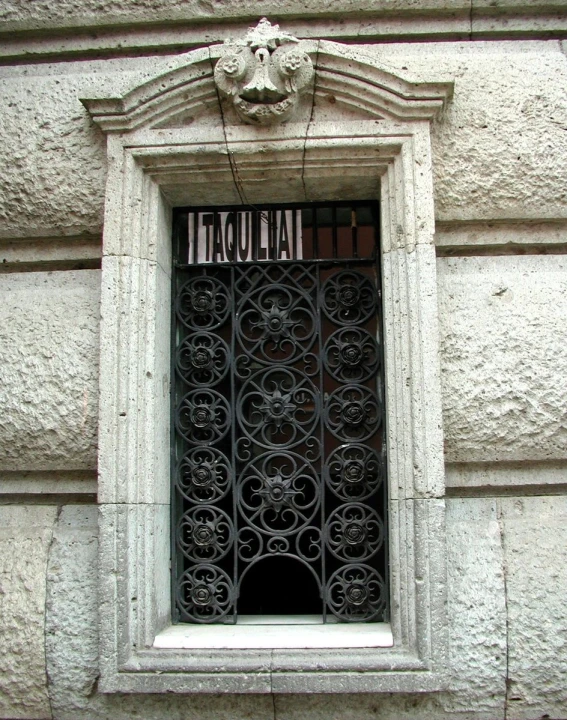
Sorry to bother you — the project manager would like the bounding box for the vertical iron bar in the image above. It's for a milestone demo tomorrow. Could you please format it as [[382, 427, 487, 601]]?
[[351, 207, 358, 258], [332, 205, 338, 259], [292, 209, 298, 260], [193, 212, 198, 265], [317, 263, 326, 621], [170, 258, 180, 621], [313, 207, 319, 260], [231, 265, 238, 624], [374, 201, 389, 623], [252, 211, 258, 261], [271, 209, 277, 261]]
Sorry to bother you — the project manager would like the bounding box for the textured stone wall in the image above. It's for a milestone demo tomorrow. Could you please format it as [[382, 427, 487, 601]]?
[[438, 255, 567, 462], [0, 271, 100, 472], [1, 42, 567, 238], [1, 496, 561, 719], [1, 11, 566, 720]]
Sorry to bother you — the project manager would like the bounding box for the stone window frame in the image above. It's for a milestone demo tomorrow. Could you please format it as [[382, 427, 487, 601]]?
[[83, 40, 453, 695]]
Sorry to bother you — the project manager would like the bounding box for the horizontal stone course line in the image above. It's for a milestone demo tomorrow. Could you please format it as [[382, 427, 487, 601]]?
[[0, 234, 102, 273], [436, 219, 567, 245], [0, 470, 97, 496], [436, 243, 567, 256], [0, 258, 102, 273], [446, 460, 567, 495], [446, 484, 567, 497], [2, 222, 565, 272], [0, 12, 566, 64]]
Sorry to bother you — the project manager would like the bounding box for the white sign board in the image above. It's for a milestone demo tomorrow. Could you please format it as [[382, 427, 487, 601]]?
[[187, 210, 302, 263]]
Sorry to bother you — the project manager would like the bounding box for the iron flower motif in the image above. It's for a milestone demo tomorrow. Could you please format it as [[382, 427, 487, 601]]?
[[258, 471, 299, 513], [254, 302, 295, 345], [258, 388, 296, 428]]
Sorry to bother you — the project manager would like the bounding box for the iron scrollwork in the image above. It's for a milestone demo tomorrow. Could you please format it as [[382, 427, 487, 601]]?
[[176, 447, 233, 504], [173, 253, 386, 624], [324, 444, 383, 501], [176, 331, 230, 387], [237, 451, 320, 536], [176, 388, 230, 445], [325, 384, 382, 442], [177, 564, 234, 623], [176, 276, 230, 330], [324, 327, 380, 383], [325, 503, 384, 562], [237, 367, 319, 449], [325, 564, 386, 622], [177, 505, 234, 562], [321, 270, 377, 326], [237, 285, 317, 365]]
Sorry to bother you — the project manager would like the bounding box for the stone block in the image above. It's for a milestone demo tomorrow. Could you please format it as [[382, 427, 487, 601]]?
[[441, 498, 507, 718], [0, 69, 106, 239], [0, 53, 213, 239], [0, 505, 58, 720], [438, 255, 567, 462], [357, 40, 567, 221], [0, 269, 100, 472], [500, 496, 567, 720]]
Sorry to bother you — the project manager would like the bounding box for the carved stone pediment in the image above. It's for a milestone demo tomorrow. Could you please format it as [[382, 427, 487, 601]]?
[[81, 34, 453, 133], [213, 18, 314, 126]]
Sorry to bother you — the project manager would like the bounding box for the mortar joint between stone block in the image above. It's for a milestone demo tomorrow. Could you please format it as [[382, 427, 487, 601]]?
[[44, 503, 63, 720], [496, 499, 511, 720]]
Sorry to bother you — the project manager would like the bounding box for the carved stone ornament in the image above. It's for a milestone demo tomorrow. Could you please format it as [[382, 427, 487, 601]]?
[[214, 17, 314, 126]]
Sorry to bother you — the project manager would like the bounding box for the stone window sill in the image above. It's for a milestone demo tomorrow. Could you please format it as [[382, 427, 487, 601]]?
[[153, 617, 394, 650]]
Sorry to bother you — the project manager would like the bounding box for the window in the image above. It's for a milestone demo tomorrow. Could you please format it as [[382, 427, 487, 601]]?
[[171, 202, 388, 624], [83, 39, 452, 694]]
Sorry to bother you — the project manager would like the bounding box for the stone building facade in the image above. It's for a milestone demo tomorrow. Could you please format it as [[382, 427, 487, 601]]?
[[0, 3, 566, 719]]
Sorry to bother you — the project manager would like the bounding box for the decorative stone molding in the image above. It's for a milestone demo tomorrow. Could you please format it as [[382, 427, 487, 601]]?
[[82, 33, 453, 695], [213, 18, 314, 125]]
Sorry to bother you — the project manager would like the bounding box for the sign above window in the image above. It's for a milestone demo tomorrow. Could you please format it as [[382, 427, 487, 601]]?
[[175, 203, 379, 265], [188, 209, 302, 264]]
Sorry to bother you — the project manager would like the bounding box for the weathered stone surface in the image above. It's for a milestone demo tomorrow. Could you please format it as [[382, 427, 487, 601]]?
[[1, 0, 565, 33], [275, 694, 452, 719], [0, 505, 57, 720], [1, 41, 567, 238], [0, 72, 105, 239], [438, 255, 567, 462], [0, 270, 100, 471], [360, 40, 567, 221], [0, 54, 215, 239], [441, 498, 507, 718], [0, 0, 469, 31], [45, 505, 99, 716], [500, 496, 567, 720], [45, 506, 274, 718]]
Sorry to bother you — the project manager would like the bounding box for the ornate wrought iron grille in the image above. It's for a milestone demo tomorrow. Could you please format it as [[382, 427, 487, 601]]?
[[172, 202, 387, 623]]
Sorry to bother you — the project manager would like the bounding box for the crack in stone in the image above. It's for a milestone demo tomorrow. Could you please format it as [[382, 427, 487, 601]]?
[[301, 40, 320, 202]]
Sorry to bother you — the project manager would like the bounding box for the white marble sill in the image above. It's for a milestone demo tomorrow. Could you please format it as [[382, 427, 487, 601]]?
[[154, 616, 394, 649]]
